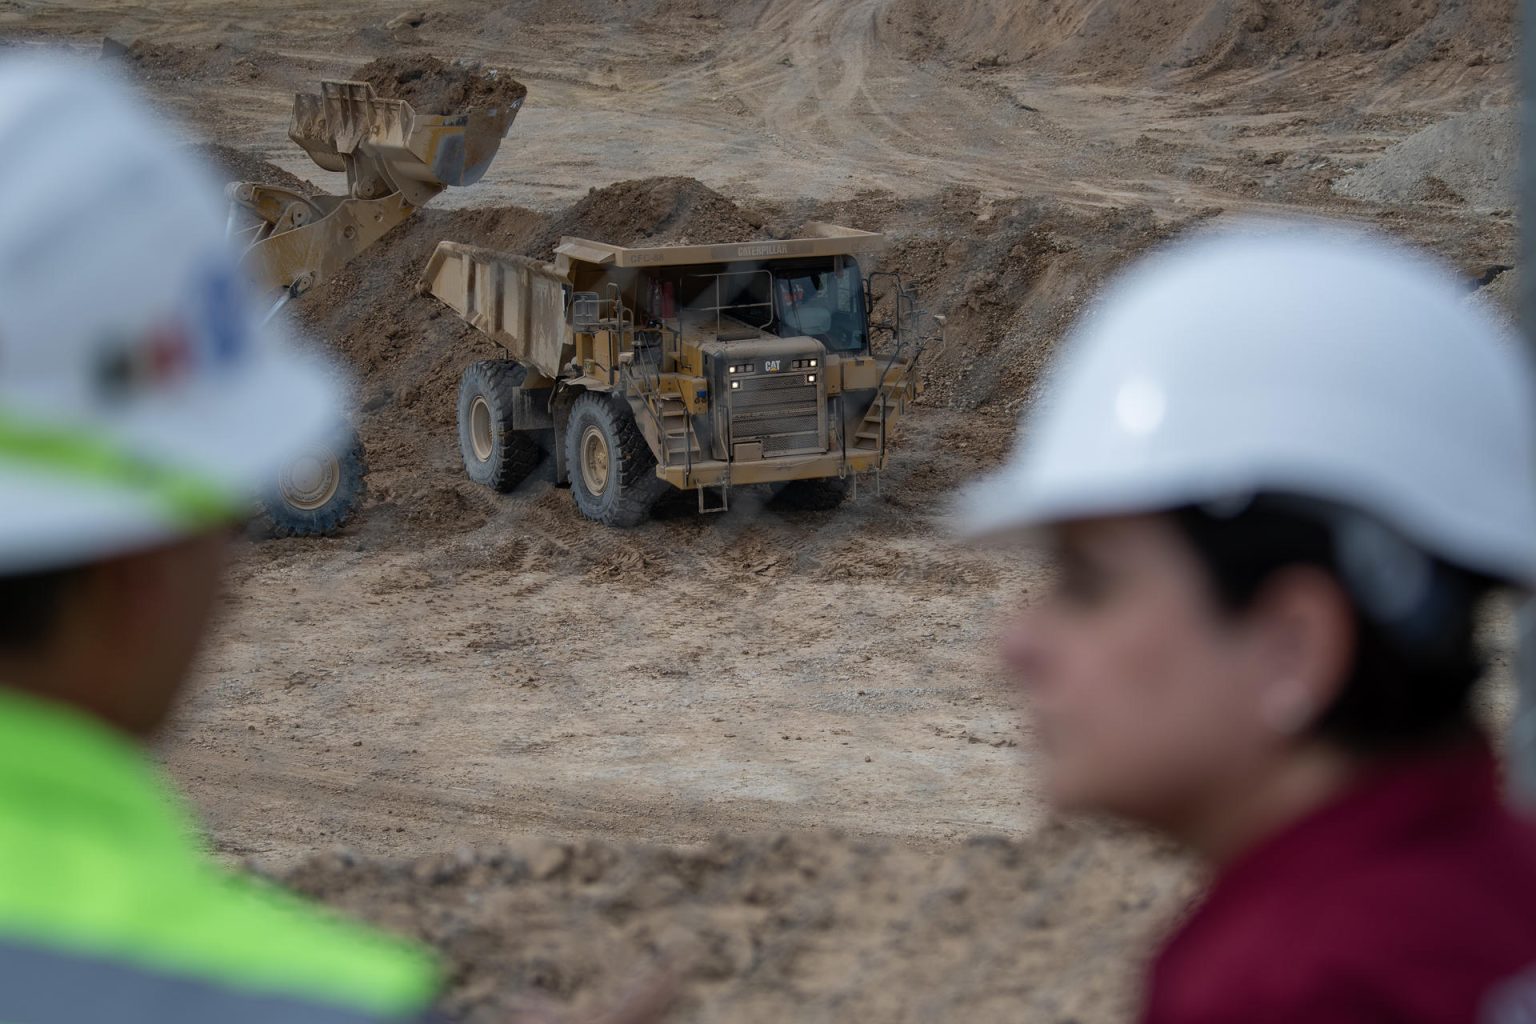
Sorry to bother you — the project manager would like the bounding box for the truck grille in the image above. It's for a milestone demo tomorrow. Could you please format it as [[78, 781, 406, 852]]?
[[730, 374, 824, 456]]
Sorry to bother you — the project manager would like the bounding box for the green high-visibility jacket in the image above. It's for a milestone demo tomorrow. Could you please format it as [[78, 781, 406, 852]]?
[[0, 687, 439, 1023]]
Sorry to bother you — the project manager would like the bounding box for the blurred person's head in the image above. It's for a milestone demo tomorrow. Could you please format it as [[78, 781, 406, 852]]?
[[0, 536, 228, 734], [0, 57, 342, 734], [968, 226, 1536, 859]]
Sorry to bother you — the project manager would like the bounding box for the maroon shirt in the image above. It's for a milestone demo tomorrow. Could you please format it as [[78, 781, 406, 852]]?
[[1142, 739, 1536, 1024]]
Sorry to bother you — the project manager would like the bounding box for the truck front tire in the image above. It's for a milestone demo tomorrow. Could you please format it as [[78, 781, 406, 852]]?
[[565, 392, 664, 527], [458, 360, 544, 492]]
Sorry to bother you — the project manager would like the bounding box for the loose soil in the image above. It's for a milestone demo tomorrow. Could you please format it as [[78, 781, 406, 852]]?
[[2, 1, 1522, 1021], [277, 824, 1195, 1024], [355, 54, 527, 114], [190, 142, 321, 195], [883, 0, 1513, 78]]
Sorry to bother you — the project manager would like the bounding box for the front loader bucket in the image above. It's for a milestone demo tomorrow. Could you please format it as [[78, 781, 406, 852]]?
[[289, 76, 523, 207], [228, 69, 521, 300]]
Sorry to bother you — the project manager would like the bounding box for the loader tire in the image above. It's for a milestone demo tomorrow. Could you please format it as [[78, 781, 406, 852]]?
[[458, 360, 543, 492], [256, 426, 368, 537], [566, 392, 665, 528], [774, 475, 853, 511]]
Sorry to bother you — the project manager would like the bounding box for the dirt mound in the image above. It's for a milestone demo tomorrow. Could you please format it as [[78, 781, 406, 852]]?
[[353, 55, 527, 114], [1335, 107, 1516, 211], [529, 177, 772, 258], [190, 143, 321, 195], [883, 0, 1512, 78], [294, 203, 542, 527], [105, 38, 273, 84], [110, 39, 212, 79], [807, 188, 1209, 412], [278, 824, 1192, 1023]]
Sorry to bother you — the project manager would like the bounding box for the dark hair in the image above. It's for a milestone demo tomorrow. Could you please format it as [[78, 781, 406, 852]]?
[[0, 566, 86, 654], [1169, 495, 1494, 753]]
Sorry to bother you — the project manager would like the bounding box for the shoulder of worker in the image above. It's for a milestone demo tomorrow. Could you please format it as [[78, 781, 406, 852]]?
[[0, 689, 438, 1021], [1144, 742, 1536, 1024], [1146, 851, 1536, 1024]]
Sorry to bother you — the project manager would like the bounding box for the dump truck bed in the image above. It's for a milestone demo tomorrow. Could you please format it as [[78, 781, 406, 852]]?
[[419, 242, 571, 380]]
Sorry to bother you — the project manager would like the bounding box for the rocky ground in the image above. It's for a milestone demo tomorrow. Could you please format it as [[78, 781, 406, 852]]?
[[0, 0, 1521, 1019]]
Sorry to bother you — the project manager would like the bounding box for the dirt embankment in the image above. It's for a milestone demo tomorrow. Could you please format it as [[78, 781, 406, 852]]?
[[811, 191, 1207, 412], [279, 823, 1193, 1024], [883, 0, 1512, 77]]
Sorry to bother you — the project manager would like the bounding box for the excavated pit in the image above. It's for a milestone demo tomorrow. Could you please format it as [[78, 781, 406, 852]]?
[[31, 6, 1523, 1023]]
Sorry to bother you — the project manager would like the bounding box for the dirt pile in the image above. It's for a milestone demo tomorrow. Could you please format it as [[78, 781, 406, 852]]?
[[110, 39, 213, 79], [106, 38, 272, 84], [884, 0, 1512, 78], [353, 55, 527, 113], [1336, 107, 1516, 211], [529, 177, 772, 257], [190, 143, 321, 195], [280, 824, 1192, 1023]]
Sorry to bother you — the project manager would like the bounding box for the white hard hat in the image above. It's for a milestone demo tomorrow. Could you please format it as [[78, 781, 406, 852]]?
[[0, 56, 343, 574], [963, 222, 1536, 588]]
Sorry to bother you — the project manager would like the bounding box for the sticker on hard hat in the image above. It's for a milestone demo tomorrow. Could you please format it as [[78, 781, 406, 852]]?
[[92, 262, 251, 401], [196, 263, 253, 366]]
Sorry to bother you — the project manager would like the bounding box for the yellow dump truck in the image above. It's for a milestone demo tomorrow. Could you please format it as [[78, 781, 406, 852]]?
[[421, 225, 931, 525]]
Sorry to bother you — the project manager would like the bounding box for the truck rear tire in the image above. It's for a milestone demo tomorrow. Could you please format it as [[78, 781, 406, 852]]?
[[459, 360, 544, 492], [565, 392, 664, 527], [774, 475, 853, 511], [257, 426, 368, 537]]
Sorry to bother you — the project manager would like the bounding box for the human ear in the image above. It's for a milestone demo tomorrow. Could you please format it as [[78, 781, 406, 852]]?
[[1246, 566, 1356, 736]]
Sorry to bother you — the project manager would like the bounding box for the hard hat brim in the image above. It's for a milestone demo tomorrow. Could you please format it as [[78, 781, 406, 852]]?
[[0, 329, 346, 573], [958, 456, 1536, 591]]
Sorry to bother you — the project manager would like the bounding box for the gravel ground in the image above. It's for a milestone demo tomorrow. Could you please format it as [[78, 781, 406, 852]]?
[[1336, 107, 1516, 211]]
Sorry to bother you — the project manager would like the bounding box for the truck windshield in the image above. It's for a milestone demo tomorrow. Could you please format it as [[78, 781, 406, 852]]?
[[774, 264, 866, 352]]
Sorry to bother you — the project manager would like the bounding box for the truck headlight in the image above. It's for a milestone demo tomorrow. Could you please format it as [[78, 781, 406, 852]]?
[[808, 374, 817, 383], [731, 380, 741, 390]]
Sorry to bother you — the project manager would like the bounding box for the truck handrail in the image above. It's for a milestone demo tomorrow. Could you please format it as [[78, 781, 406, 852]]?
[[864, 271, 940, 463]]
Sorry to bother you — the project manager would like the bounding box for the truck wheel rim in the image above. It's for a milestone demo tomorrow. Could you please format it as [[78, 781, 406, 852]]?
[[580, 425, 610, 496], [279, 448, 341, 511], [470, 395, 495, 462]]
